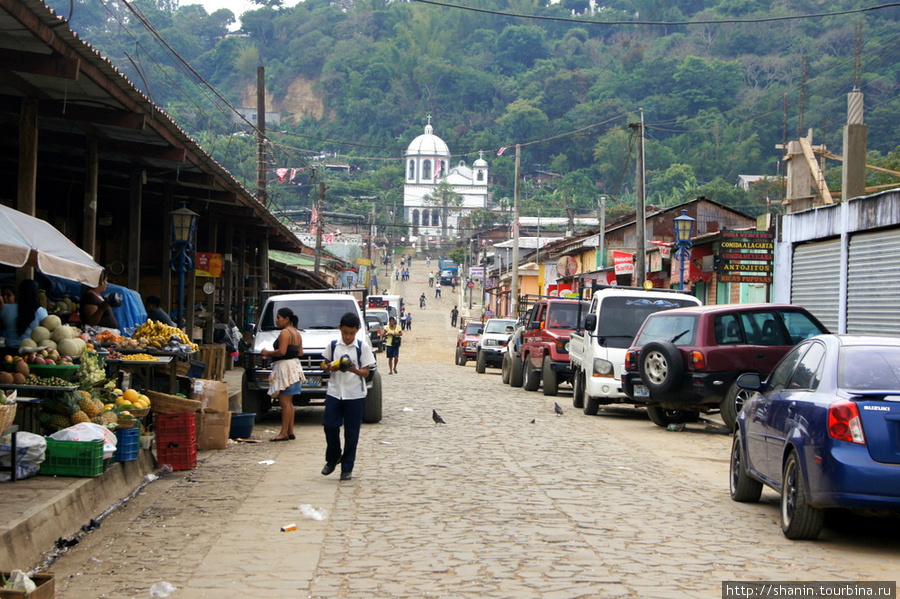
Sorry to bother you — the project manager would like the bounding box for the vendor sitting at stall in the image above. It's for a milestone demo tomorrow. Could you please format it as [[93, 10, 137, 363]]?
[[1, 279, 49, 348], [80, 270, 119, 333], [144, 295, 175, 326]]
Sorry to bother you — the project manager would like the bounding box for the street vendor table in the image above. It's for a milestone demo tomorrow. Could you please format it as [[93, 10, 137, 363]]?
[[106, 355, 176, 394]]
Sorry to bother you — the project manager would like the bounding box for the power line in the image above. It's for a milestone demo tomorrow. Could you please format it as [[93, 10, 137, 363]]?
[[410, 0, 900, 27]]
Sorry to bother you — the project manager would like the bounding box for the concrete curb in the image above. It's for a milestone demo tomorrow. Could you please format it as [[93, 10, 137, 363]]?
[[0, 450, 156, 570]]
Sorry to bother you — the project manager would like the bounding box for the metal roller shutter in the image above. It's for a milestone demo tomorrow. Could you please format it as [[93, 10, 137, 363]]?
[[791, 239, 841, 332], [847, 228, 900, 335]]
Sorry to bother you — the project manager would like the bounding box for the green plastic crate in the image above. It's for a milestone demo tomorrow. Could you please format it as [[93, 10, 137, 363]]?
[[40, 438, 105, 477]]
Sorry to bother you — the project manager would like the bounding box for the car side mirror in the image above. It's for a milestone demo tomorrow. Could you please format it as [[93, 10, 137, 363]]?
[[583, 314, 597, 333], [736, 372, 763, 391]]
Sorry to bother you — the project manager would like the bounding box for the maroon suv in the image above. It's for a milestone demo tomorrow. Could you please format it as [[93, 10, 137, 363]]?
[[622, 304, 828, 429], [455, 321, 483, 365], [520, 298, 590, 396]]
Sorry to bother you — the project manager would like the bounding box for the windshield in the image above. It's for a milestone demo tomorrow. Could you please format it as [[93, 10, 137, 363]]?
[[838, 346, 900, 391], [367, 310, 389, 325], [465, 323, 483, 335], [485, 319, 517, 334], [634, 314, 699, 347], [597, 297, 698, 349], [544, 302, 589, 330], [260, 298, 359, 331]]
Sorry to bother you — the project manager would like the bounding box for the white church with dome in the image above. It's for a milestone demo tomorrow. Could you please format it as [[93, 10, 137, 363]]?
[[403, 117, 490, 241]]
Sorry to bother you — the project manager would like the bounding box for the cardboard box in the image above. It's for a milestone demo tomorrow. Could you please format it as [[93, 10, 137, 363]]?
[[195, 411, 231, 450], [191, 379, 228, 413], [0, 572, 55, 599]]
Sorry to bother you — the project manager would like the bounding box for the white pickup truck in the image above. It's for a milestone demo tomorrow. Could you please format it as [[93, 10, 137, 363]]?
[[242, 289, 382, 423], [568, 285, 700, 415]]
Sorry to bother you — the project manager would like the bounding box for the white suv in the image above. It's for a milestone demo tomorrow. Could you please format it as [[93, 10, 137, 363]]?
[[475, 318, 518, 374]]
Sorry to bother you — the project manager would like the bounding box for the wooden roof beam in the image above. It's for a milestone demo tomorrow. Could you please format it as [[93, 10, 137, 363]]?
[[0, 48, 79, 80]]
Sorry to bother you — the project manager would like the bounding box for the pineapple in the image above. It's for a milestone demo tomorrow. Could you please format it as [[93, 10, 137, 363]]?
[[91, 416, 106, 425], [70, 411, 90, 425], [102, 411, 118, 424], [78, 396, 100, 418], [46, 414, 71, 431]]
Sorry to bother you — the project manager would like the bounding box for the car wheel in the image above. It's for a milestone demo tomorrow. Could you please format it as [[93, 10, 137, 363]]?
[[721, 379, 753, 431], [646, 406, 699, 427], [542, 356, 558, 396], [639, 341, 683, 395], [501, 353, 511, 384], [523, 356, 541, 391], [729, 432, 762, 502], [475, 350, 487, 374], [456, 346, 467, 366], [572, 370, 585, 409], [362, 372, 383, 424], [509, 353, 524, 388], [781, 450, 825, 540], [242, 371, 271, 423]]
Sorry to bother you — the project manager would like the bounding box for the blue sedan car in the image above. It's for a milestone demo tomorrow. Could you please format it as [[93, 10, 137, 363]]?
[[729, 335, 900, 540]]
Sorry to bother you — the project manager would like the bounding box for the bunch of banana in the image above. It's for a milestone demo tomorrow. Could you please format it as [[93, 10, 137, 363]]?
[[132, 320, 199, 351]]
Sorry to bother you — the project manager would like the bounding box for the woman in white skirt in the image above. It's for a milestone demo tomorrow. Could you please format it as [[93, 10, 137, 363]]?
[[261, 307, 305, 441]]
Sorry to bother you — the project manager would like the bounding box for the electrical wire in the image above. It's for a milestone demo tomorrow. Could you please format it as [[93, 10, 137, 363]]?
[[410, 0, 900, 27]]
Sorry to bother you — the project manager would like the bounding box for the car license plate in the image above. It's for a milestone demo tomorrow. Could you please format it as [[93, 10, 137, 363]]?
[[305, 376, 322, 387], [634, 384, 650, 398]]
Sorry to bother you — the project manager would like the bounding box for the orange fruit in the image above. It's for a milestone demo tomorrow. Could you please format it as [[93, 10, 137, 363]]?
[[123, 388, 140, 403]]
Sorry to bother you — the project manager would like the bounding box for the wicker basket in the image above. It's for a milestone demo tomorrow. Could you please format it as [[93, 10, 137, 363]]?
[[0, 402, 17, 433], [147, 390, 200, 414], [129, 407, 151, 418], [116, 417, 139, 429]]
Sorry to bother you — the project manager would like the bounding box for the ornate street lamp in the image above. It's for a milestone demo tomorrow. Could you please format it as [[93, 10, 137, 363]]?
[[169, 203, 199, 328], [673, 209, 695, 291]]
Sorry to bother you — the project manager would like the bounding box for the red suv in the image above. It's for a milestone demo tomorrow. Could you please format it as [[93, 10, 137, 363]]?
[[520, 298, 590, 396], [622, 304, 828, 429], [455, 321, 483, 365]]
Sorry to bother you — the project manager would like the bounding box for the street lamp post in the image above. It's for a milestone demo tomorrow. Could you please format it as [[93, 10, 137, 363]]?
[[673, 209, 695, 291], [169, 203, 199, 328]]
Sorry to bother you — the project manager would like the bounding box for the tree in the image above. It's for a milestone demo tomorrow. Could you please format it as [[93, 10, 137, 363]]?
[[424, 180, 463, 240]]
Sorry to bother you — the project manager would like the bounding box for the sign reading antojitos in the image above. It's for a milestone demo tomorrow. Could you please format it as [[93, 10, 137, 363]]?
[[717, 229, 774, 281]]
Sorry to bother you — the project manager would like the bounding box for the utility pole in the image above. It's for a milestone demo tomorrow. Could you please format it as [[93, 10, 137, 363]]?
[[256, 66, 266, 207], [632, 110, 646, 287], [510, 144, 521, 317], [597, 195, 607, 273], [313, 170, 325, 276]]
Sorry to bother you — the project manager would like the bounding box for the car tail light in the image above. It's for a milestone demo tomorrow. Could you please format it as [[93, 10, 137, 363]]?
[[690, 350, 705, 370], [828, 400, 866, 445], [624, 350, 635, 371]]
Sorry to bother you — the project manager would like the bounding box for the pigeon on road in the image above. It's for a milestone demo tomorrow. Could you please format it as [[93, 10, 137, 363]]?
[[554, 402, 564, 416], [432, 409, 446, 424]]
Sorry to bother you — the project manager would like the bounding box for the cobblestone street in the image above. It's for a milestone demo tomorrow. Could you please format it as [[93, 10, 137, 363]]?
[[50, 257, 900, 598]]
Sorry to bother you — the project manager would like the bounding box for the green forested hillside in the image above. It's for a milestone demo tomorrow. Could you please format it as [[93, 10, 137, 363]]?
[[47, 0, 900, 224]]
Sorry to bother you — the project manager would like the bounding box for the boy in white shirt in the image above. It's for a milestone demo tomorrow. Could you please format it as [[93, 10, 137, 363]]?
[[320, 312, 377, 481]]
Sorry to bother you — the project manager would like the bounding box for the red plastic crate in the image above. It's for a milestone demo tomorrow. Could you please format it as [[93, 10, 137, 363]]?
[[155, 412, 197, 443], [156, 443, 197, 471]]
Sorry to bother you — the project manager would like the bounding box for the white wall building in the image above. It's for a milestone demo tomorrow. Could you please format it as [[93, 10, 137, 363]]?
[[403, 117, 489, 241]]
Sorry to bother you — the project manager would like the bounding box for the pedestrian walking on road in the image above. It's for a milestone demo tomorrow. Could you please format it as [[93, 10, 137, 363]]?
[[428, 272, 434, 287], [321, 312, 376, 481], [384, 316, 402, 374], [405, 311, 412, 331], [419, 293, 426, 309], [450, 305, 459, 328], [435, 281, 441, 298], [261, 307, 304, 442]]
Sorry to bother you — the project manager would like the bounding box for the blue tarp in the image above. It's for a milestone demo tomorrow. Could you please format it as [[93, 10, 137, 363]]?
[[40, 274, 147, 332]]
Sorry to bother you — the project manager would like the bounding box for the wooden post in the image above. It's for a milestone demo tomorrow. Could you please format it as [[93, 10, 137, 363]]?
[[84, 138, 99, 258], [128, 168, 142, 290]]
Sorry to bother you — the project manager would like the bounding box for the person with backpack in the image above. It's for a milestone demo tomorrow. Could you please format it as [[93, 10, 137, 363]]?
[[320, 312, 376, 481]]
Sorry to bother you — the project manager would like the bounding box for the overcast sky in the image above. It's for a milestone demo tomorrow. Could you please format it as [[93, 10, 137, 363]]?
[[189, 0, 299, 28]]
